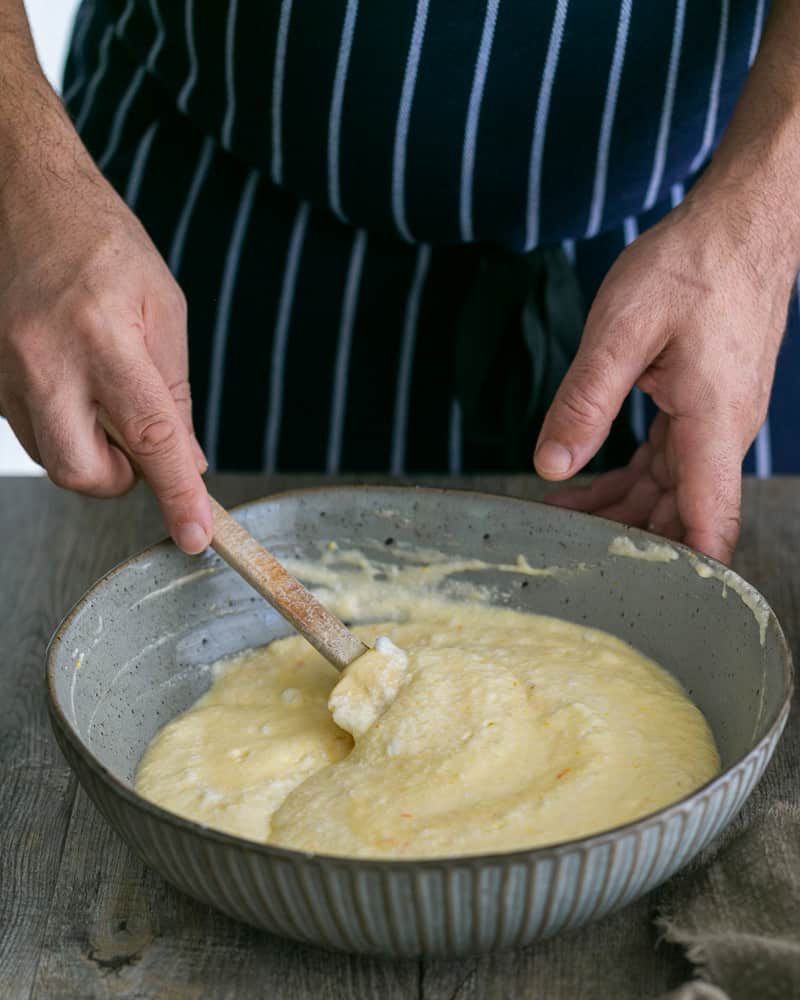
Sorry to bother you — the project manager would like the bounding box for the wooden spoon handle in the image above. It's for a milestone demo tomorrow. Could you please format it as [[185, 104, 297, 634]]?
[[208, 497, 368, 669], [98, 410, 367, 670]]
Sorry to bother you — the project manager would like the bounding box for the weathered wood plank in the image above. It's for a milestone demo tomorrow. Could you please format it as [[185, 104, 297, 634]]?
[[0, 482, 164, 999], [30, 788, 419, 1000], [419, 897, 690, 1000]]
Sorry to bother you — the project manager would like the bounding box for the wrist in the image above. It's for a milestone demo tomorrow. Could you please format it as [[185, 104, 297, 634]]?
[[0, 93, 96, 228], [679, 162, 800, 292], [683, 48, 800, 284], [0, 55, 83, 183]]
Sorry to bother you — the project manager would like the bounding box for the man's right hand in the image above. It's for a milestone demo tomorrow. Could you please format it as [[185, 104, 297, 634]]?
[[0, 108, 212, 553]]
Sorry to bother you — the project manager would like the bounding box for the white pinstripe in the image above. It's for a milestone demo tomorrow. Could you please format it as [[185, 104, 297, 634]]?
[[124, 121, 158, 208], [167, 136, 215, 276], [644, 0, 686, 211], [264, 202, 311, 472], [97, 65, 147, 170], [74, 24, 115, 133], [754, 419, 772, 478], [670, 181, 685, 208], [221, 0, 239, 150], [748, 0, 766, 67], [99, 0, 176, 172], [178, 0, 198, 113], [147, 0, 165, 72], [116, 0, 136, 37], [561, 238, 576, 265], [328, 0, 360, 221], [622, 215, 638, 247], [459, 0, 500, 242], [390, 244, 432, 475], [392, 0, 431, 242], [524, 0, 569, 251], [689, 0, 729, 174], [622, 216, 647, 443], [448, 398, 463, 474], [204, 171, 259, 468], [586, 0, 633, 239], [271, 0, 295, 185], [62, 2, 96, 104], [327, 230, 368, 473]]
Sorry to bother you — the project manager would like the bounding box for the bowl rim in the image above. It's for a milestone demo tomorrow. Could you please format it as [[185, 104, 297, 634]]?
[[46, 484, 795, 870]]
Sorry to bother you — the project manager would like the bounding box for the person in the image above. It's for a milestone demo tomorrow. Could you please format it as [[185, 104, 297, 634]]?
[[0, 0, 797, 565]]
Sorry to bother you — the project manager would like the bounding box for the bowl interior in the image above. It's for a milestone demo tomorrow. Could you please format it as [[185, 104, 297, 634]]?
[[49, 488, 790, 798]]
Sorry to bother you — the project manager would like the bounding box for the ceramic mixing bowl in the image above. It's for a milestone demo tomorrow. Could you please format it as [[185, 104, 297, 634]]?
[[47, 487, 792, 956]]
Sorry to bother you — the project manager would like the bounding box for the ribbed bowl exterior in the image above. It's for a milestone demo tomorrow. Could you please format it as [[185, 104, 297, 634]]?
[[51, 705, 787, 957]]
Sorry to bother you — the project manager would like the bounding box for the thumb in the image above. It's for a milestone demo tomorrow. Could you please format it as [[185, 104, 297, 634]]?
[[534, 325, 650, 480]]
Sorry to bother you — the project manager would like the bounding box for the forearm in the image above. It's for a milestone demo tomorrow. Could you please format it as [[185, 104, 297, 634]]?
[[688, 0, 800, 280], [0, 0, 82, 181]]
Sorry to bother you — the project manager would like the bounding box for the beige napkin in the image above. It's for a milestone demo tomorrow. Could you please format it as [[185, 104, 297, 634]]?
[[655, 802, 800, 1000]]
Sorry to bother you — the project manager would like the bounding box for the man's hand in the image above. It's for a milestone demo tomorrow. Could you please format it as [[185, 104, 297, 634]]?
[[0, 0, 211, 554], [0, 121, 212, 554], [535, 0, 800, 565], [534, 189, 791, 564]]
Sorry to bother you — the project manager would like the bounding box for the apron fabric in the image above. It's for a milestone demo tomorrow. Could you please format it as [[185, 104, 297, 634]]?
[[61, 0, 796, 475]]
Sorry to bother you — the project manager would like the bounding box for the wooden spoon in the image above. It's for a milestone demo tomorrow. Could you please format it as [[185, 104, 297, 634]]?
[[207, 497, 368, 669], [98, 413, 368, 670]]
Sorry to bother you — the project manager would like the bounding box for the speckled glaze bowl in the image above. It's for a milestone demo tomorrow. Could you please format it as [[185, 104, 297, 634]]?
[[47, 488, 792, 957]]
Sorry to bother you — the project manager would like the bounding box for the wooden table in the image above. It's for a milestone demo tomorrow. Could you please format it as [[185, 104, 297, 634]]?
[[2, 475, 797, 999]]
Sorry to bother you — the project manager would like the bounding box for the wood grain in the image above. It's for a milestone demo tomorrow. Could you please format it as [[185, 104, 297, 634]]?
[[0, 484, 161, 999], [1, 475, 796, 999]]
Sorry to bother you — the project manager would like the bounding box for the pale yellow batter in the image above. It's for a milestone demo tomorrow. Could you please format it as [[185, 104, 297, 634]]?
[[137, 587, 719, 858]]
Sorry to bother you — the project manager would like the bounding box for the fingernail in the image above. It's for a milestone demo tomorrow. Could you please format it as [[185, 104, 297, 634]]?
[[176, 521, 209, 554], [535, 440, 573, 476]]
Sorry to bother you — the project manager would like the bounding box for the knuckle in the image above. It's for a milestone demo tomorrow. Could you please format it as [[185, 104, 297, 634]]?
[[168, 378, 192, 410], [557, 372, 612, 428], [49, 461, 102, 495], [123, 413, 180, 458], [70, 298, 110, 344], [151, 278, 187, 329], [5, 341, 59, 402], [169, 287, 188, 324], [729, 385, 770, 441], [158, 480, 199, 508], [3, 322, 39, 375], [723, 520, 742, 552], [714, 509, 742, 557], [724, 509, 743, 537]]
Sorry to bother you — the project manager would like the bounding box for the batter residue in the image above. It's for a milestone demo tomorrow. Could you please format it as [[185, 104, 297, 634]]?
[[137, 590, 720, 858]]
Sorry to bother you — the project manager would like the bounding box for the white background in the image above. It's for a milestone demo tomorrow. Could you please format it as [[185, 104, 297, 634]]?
[[0, 0, 81, 473]]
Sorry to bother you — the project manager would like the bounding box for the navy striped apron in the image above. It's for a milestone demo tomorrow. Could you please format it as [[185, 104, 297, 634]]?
[[62, 0, 799, 476]]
